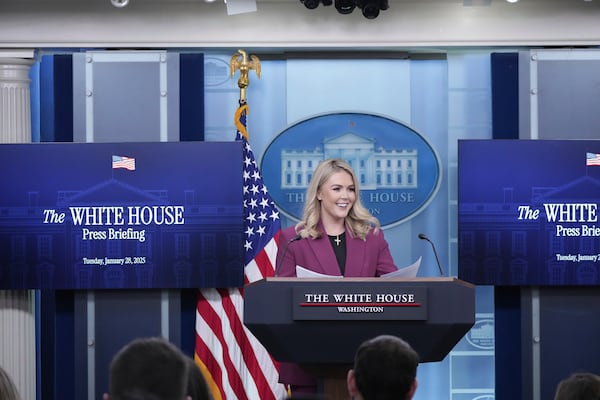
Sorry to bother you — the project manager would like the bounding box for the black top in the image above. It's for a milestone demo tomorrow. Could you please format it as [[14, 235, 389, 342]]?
[[328, 232, 346, 275]]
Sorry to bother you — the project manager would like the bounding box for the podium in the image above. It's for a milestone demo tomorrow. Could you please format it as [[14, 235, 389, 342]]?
[[244, 277, 475, 399]]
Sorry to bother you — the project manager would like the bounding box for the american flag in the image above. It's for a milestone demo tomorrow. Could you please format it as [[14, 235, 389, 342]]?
[[586, 152, 600, 166], [112, 155, 136, 171], [194, 102, 286, 400]]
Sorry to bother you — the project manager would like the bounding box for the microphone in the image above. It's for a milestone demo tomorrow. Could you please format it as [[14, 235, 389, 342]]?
[[274, 234, 302, 277], [418, 233, 444, 276]]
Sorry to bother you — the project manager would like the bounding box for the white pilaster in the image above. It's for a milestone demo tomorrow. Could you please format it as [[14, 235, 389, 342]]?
[[0, 53, 36, 400], [0, 57, 34, 143]]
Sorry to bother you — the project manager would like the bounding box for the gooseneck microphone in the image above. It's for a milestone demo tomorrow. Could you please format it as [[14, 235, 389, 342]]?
[[418, 233, 444, 276], [274, 234, 302, 277]]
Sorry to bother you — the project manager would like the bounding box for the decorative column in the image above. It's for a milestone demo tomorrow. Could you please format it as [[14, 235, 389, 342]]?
[[0, 54, 36, 400], [0, 57, 34, 142]]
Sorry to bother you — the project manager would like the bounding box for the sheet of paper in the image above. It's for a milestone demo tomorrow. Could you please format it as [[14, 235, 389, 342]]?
[[295, 265, 342, 278], [381, 256, 422, 278]]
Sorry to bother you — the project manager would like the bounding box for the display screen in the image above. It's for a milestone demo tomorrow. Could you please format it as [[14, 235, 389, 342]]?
[[0, 141, 244, 289], [458, 139, 600, 286]]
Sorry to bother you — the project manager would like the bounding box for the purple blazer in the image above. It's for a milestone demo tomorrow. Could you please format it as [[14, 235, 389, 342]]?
[[276, 222, 398, 386], [276, 223, 397, 278]]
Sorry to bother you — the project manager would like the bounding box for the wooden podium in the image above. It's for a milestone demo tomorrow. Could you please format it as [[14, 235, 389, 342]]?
[[244, 277, 475, 399]]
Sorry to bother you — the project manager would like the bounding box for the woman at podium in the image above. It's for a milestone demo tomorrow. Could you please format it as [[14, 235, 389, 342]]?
[[275, 158, 398, 394]]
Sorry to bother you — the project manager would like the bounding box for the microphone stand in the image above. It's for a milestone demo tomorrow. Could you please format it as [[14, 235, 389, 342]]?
[[274, 234, 301, 277], [418, 233, 444, 276]]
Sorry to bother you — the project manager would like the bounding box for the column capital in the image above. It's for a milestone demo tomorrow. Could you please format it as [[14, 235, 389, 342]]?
[[0, 51, 34, 143], [0, 58, 34, 84], [0, 57, 35, 65], [0, 49, 35, 59]]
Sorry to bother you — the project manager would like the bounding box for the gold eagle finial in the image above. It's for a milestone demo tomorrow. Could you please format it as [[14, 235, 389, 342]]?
[[230, 49, 261, 101]]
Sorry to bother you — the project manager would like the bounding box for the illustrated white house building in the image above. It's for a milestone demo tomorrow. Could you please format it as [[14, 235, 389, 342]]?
[[280, 132, 418, 190]]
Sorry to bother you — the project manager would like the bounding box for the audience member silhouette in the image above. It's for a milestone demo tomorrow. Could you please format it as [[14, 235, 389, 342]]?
[[186, 356, 213, 400], [554, 372, 600, 400], [0, 366, 21, 400], [346, 335, 419, 400], [103, 337, 190, 400]]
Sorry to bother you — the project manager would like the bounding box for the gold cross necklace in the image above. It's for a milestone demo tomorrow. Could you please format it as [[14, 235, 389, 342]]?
[[334, 235, 342, 246]]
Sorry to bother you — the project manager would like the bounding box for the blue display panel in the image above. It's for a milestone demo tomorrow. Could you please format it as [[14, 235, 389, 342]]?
[[459, 139, 600, 286], [0, 141, 244, 289]]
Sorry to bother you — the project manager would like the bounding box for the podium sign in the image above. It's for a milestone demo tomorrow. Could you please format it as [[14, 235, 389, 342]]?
[[292, 285, 428, 321], [244, 277, 475, 365]]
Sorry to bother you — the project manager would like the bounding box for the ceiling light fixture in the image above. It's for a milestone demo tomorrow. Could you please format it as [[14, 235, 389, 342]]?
[[225, 0, 257, 15], [300, 0, 330, 9], [300, 0, 388, 18], [110, 0, 129, 8], [356, 0, 388, 19], [334, 0, 356, 14]]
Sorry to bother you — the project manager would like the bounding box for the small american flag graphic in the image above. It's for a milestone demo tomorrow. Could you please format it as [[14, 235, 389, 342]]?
[[112, 155, 136, 171], [586, 152, 600, 167]]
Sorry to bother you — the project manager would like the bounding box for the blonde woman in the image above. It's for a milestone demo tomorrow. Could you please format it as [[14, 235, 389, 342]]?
[[276, 158, 397, 278], [275, 158, 398, 394]]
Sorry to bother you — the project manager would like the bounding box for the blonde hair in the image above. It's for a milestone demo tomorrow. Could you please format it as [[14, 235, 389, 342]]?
[[0, 367, 21, 400], [295, 158, 380, 240]]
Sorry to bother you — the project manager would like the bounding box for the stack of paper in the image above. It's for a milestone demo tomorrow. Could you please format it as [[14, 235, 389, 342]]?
[[294, 256, 421, 279]]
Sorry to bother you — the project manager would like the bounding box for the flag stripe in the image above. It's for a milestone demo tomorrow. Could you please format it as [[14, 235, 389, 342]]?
[[194, 332, 225, 400], [197, 289, 248, 400], [253, 242, 276, 279], [220, 289, 267, 400], [196, 291, 231, 399], [216, 289, 251, 400], [244, 236, 279, 284]]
